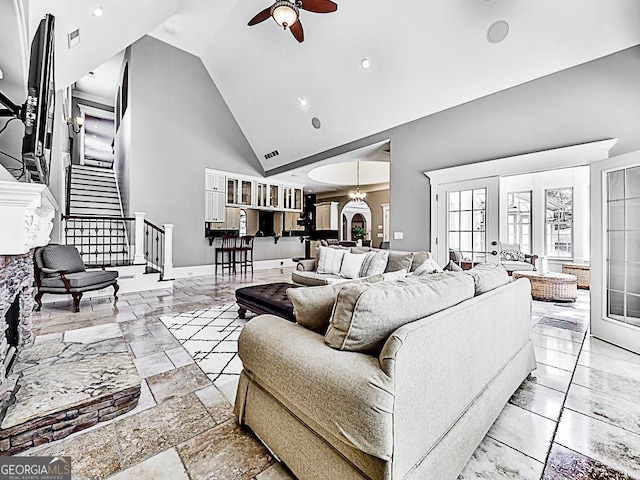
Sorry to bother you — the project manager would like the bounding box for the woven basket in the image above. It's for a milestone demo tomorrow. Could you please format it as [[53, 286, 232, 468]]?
[[513, 272, 578, 302], [562, 264, 590, 289]]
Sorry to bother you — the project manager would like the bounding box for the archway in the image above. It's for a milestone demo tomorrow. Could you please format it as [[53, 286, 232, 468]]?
[[340, 200, 372, 243]]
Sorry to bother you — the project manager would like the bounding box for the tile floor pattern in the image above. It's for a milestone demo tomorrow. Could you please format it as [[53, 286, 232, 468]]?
[[16, 269, 640, 479]]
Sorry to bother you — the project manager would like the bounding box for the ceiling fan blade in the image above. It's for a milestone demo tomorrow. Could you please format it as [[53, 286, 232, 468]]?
[[290, 20, 304, 43], [248, 7, 272, 26], [300, 0, 337, 13]]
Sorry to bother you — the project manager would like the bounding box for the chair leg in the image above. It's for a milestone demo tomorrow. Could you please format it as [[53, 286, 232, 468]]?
[[35, 292, 43, 311], [71, 292, 83, 313], [113, 283, 119, 302]]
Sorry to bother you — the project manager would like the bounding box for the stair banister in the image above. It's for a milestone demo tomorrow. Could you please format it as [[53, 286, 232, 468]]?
[[133, 212, 146, 265], [162, 224, 174, 280]]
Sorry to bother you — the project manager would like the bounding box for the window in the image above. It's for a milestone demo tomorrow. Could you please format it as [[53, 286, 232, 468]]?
[[506, 191, 532, 254], [545, 188, 573, 257]]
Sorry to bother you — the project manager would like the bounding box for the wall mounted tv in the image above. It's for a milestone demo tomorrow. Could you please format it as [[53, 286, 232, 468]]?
[[0, 14, 55, 184]]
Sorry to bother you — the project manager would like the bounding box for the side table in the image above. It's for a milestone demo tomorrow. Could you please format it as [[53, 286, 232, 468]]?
[[512, 271, 578, 302], [562, 263, 590, 289]]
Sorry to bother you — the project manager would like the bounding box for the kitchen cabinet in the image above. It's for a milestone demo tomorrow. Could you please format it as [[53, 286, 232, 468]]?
[[284, 212, 304, 231], [227, 177, 253, 206], [205, 171, 226, 192], [205, 191, 225, 222], [283, 187, 303, 211], [316, 202, 339, 230], [256, 182, 281, 209]]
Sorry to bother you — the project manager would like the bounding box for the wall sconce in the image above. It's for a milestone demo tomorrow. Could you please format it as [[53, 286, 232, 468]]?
[[65, 116, 84, 133]]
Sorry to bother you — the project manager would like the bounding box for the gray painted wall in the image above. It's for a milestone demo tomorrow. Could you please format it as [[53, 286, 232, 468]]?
[[269, 45, 640, 253], [128, 36, 263, 267], [114, 47, 132, 217]]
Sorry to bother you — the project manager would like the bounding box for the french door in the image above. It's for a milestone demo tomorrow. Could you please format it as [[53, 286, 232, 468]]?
[[591, 154, 640, 354], [436, 177, 500, 268]]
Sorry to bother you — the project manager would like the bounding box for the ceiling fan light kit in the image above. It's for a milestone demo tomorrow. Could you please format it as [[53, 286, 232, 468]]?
[[271, 1, 299, 28], [248, 0, 337, 43]]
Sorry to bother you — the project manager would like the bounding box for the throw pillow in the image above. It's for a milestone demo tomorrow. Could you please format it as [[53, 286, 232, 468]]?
[[443, 260, 463, 272], [287, 275, 384, 334], [359, 250, 389, 277], [316, 246, 347, 275], [41, 245, 85, 274], [351, 246, 372, 254], [500, 250, 526, 262], [325, 273, 475, 353], [382, 269, 408, 281], [409, 251, 432, 272], [385, 252, 414, 273], [464, 263, 509, 295], [411, 258, 444, 276], [340, 252, 367, 279]]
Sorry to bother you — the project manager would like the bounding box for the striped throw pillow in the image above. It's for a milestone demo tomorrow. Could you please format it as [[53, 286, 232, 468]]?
[[317, 246, 347, 275], [359, 250, 389, 277]]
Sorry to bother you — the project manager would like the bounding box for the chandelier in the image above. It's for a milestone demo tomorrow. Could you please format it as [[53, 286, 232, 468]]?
[[349, 161, 367, 202]]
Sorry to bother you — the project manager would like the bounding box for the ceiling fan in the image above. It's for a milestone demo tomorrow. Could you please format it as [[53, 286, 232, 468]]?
[[248, 0, 338, 43]]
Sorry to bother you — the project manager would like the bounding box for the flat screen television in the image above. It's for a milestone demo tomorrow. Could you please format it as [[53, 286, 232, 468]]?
[[21, 14, 55, 184]]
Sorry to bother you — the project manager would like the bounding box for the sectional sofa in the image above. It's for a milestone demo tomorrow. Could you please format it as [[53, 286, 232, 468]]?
[[235, 264, 536, 480]]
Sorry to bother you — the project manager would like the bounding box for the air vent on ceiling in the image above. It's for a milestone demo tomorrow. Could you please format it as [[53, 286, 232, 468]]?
[[264, 150, 279, 160], [68, 28, 80, 49]]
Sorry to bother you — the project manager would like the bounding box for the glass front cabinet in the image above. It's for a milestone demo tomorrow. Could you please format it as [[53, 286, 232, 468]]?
[[227, 177, 253, 207], [205, 169, 303, 217], [256, 182, 281, 209], [283, 186, 303, 211]]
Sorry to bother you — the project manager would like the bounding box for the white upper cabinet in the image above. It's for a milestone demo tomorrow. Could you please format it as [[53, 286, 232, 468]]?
[[205, 171, 226, 192], [205, 168, 303, 212]]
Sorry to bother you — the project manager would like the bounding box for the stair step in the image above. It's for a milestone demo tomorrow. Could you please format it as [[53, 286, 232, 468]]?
[[70, 179, 118, 189], [71, 165, 115, 175], [71, 170, 116, 180]]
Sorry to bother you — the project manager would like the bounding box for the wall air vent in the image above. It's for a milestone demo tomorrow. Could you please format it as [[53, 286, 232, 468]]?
[[68, 28, 80, 49], [264, 150, 279, 160]]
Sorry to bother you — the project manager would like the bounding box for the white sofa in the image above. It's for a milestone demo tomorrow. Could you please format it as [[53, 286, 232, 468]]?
[[292, 248, 431, 286], [235, 267, 536, 480]]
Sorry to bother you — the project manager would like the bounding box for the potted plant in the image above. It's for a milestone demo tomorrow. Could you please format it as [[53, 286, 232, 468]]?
[[352, 226, 366, 240]]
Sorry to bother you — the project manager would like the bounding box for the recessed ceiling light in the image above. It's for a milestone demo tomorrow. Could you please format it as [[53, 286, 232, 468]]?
[[94, 125, 99, 129], [91, 7, 104, 17], [92, 134, 97, 138], [297, 96, 308, 107], [360, 58, 371, 70]]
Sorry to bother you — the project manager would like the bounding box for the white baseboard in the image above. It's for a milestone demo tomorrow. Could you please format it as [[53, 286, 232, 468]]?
[[41, 265, 173, 304], [172, 258, 296, 279]]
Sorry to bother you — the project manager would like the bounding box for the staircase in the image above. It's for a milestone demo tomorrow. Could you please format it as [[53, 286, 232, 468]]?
[[68, 165, 122, 217], [64, 165, 132, 267]]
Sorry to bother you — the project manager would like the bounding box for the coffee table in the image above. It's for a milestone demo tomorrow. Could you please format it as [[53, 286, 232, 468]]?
[[512, 271, 577, 302], [235, 282, 300, 322]]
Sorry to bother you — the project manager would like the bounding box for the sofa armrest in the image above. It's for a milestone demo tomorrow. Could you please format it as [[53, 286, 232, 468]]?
[[296, 259, 316, 272], [378, 278, 534, 479]]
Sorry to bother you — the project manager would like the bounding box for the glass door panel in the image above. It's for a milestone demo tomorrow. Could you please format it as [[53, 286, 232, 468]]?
[[605, 165, 640, 331], [436, 177, 499, 267]]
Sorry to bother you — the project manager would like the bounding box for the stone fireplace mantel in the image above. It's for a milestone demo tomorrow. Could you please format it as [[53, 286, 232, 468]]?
[[0, 180, 58, 256]]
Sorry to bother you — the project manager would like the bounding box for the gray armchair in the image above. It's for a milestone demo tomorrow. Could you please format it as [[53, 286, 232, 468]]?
[[34, 245, 119, 313]]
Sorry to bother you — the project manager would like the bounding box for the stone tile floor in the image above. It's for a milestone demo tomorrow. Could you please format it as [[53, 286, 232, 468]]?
[[17, 268, 640, 479]]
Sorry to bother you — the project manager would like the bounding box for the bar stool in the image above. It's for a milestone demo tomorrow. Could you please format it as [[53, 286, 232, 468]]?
[[235, 235, 254, 275], [215, 235, 237, 276]]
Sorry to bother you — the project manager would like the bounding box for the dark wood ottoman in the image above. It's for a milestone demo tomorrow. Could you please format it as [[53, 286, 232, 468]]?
[[235, 282, 300, 322]]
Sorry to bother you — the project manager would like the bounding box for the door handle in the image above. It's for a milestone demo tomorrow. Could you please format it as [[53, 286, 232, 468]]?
[[491, 241, 498, 246], [491, 251, 498, 256]]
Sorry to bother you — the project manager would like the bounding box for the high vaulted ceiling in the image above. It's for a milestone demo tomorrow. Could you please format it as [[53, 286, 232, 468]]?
[[18, 0, 640, 172]]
